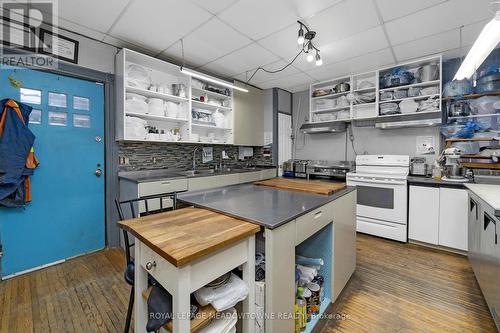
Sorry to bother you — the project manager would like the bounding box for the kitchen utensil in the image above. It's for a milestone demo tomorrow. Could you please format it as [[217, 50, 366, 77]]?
[[380, 69, 414, 88], [394, 89, 408, 99], [447, 101, 470, 117], [399, 99, 418, 114], [334, 82, 350, 93], [410, 157, 428, 176], [125, 98, 148, 114], [380, 91, 393, 101], [417, 63, 439, 82], [148, 98, 164, 116], [443, 79, 473, 97], [476, 73, 500, 93]]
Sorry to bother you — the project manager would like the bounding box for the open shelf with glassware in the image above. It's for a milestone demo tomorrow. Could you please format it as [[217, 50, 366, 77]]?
[[116, 48, 234, 144]]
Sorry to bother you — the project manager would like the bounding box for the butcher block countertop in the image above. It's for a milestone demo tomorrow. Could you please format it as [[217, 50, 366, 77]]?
[[117, 207, 260, 267], [254, 178, 346, 195]]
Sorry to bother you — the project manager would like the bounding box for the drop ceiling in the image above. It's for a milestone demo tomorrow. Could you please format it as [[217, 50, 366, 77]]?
[[49, 0, 496, 92]]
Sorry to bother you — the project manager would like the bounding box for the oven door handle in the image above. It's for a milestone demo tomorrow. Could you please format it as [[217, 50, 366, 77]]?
[[347, 178, 406, 186]]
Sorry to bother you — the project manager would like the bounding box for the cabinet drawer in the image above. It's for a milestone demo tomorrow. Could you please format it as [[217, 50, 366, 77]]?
[[296, 202, 333, 245], [138, 179, 188, 197], [138, 242, 169, 286]]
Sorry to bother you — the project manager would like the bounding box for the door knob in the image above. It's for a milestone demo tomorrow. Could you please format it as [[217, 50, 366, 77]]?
[[95, 169, 102, 177]]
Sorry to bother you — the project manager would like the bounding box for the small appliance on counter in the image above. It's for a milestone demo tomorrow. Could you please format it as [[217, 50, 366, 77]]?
[[442, 147, 469, 182], [282, 159, 296, 177], [306, 160, 355, 181], [410, 157, 428, 176], [294, 160, 309, 178], [282, 159, 310, 178]]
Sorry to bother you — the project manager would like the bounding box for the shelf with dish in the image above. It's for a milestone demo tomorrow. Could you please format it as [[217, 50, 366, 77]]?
[[378, 79, 440, 93], [191, 87, 232, 100], [126, 111, 188, 122], [377, 109, 441, 119], [191, 122, 232, 130], [311, 105, 350, 113], [126, 86, 189, 103], [379, 93, 440, 104], [311, 90, 351, 100], [191, 99, 232, 111]]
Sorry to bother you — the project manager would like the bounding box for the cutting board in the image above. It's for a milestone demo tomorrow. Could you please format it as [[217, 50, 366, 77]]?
[[254, 178, 346, 195]]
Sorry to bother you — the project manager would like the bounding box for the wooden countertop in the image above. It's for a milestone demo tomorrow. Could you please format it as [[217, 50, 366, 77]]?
[[117, 207, 260, 267], [254, 178, 346, 195]]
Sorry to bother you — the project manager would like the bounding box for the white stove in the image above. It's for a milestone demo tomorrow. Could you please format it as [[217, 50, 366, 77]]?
[[347, 155, 410, 242]]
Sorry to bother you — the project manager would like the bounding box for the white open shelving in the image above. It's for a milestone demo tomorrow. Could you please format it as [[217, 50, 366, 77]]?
[[116, 48, 233, 144], [308, 55, 443, 126]]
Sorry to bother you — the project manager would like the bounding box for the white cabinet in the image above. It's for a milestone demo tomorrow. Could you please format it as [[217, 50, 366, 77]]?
[[261, 169, 276, 180], [409, 185, 468, 251], [217, 174, 240, 187], [239, 171, 261, 184], [409, 186, 440, 245], [439, 188, 468, 251], [233, 83, 264, 146], [188, 176, 218, 191]]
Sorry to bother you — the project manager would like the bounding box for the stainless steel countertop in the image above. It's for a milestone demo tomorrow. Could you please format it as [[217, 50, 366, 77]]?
[[178, 183, 356, 229], [407, 176, 467, 188], [465, 184, 500, 217], [119, 167, 276, 183]]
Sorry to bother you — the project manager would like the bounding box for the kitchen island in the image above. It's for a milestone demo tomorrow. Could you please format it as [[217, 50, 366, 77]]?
[[179, 182, 357, 333]]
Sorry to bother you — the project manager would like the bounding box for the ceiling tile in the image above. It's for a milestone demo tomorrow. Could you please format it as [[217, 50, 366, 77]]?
[[233, 60, 300, 84], [162, 17, 252, 67], [190, 0, 239, 14], [306, 0, 380, 46], [293, 26, 389, 71], [257, 72, 313, 90], [257, 24, 305, 60], [287, 83, 311, 93], [291, 0, 344, 19], [375, 0, 448, 22], [57, 18, 106, 41], [108, 0, 212, 53], [392, 19, 489, 62], [393, 30, 458, 62], [385, 0, 493, 46], [201, 42, 280, 77], [306, 48, 394, 81], [58, 0, 129, 33], [218, 0, 299, 40]]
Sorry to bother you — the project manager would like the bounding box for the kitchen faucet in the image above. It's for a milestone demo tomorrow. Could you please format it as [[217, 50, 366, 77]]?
[[192, 146, 202, 171]]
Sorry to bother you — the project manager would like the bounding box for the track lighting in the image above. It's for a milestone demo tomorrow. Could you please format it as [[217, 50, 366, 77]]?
[[315, 52, 323, 66], [297, 26, 305, 45]]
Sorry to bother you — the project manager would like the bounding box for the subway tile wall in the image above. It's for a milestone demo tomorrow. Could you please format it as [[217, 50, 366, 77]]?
[[118, 142, 273, 172]]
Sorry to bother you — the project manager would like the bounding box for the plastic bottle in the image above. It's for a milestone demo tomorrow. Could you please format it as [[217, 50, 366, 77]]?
[[296, 287, 307, 331]]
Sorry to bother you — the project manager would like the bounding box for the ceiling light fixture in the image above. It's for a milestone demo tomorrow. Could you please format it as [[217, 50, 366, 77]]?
[[315, 52, 323, 66], [297, 20, 322, 66], [180, 67, 249, 92], [454, 1, 500, 80], [297, 25, 305, 45]]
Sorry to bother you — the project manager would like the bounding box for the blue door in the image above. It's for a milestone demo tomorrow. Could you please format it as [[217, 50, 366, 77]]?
[[0, 67, 105, 278]]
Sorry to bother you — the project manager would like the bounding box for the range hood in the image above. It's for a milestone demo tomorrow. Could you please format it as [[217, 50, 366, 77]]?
[[300, 121, 347, 134], [375, 118, 441, 129]]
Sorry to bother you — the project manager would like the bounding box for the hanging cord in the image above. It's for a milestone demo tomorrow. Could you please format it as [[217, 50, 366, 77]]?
[[348, 124, 358, 158], [246, 49, 305, 84], [180, 38, 186, 69]]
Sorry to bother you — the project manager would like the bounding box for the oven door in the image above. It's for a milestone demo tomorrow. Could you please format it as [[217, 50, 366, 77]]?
[[347, 176, 408, 224]]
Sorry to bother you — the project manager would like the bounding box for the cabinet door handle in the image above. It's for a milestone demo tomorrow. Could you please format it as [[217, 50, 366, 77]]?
[[484, 212, 498, 244], [314, 211, 322, 219], [470, 198, 478, 220], [145, 261, 156, 270]]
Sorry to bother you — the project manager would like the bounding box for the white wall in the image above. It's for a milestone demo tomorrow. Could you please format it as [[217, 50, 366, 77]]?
[[292, 90, 441, 163]]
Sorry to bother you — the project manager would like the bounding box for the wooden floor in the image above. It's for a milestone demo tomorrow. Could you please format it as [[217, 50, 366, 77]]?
[[0, 234, 496, 333], [317, 234, 497, 333], [0, 249, 132, 333]]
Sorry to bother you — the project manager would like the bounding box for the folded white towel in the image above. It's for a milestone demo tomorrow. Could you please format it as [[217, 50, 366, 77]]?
[[194, 274, 249, 311]]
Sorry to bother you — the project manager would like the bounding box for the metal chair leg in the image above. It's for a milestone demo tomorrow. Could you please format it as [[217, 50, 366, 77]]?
[[124, 286, 134, 333]]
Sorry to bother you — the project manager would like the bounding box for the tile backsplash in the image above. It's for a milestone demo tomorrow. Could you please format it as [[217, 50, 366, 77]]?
[[118, 142, 273, 172]]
